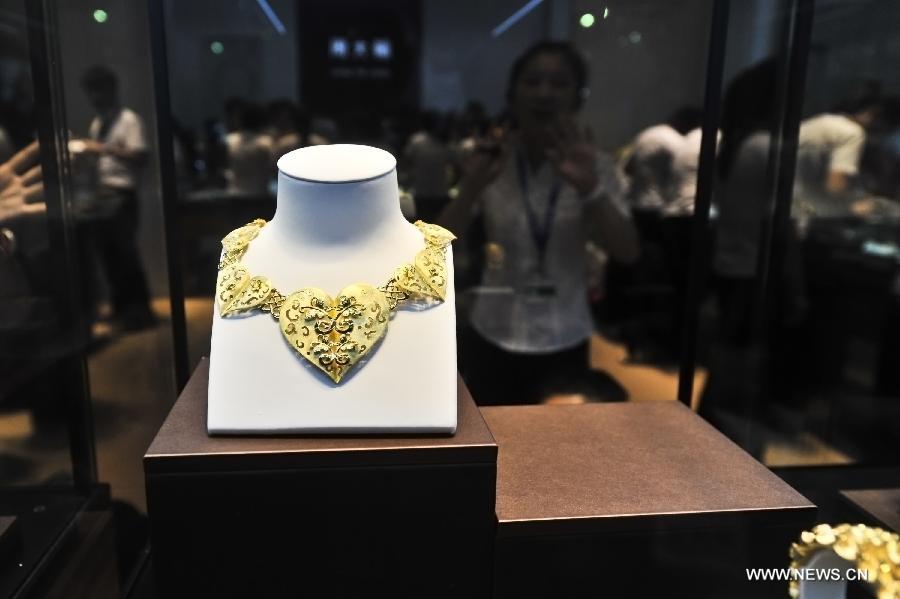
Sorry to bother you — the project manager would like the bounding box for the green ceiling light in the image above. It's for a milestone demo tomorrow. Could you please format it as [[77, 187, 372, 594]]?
[[93, 9, 108, 23], [210, 41, 225, 55], [603, 7, 609, 19], [579, 13, 595, 28]]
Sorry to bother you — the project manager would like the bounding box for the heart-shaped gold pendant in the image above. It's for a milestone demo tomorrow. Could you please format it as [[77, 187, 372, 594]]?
[[217, 264, 273, 316], [215, 219, 454, 385], [279, 284, 390, 383]]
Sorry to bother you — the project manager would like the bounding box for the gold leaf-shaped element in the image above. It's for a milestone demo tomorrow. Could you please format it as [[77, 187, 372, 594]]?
[[216, 264, 272, 316], [279, 284, 390, 383], [414, 246, 448, 300], [393, 263, 432, 298], [222, 219, 265, 253], [414, 220, 456, 247]]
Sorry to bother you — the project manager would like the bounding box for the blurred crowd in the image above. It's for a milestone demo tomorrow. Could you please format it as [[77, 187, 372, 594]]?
[[3, 41, 900, 413]]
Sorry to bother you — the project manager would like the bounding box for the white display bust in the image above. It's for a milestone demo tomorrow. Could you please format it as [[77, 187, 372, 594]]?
[[207, 144, 457, 434]]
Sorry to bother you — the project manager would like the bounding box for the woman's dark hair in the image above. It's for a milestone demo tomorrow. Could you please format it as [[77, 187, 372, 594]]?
[[505, 41, 589, 110], [81, 65, 118, 92], [241, 102, 267, 132], [717, 59, 777, 178], [666, 106, 703, 135], [833, 82, 882, 117], [267, 99, 309, 135]]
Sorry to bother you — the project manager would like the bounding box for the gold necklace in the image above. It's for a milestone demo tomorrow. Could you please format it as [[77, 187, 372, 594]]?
[[216, 219, 455, 383]]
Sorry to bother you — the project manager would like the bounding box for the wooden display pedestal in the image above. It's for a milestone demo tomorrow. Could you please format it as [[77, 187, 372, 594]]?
[[483, 402, 817, 598], [145, 362, 816, 599], [144, 359, 497, 599]]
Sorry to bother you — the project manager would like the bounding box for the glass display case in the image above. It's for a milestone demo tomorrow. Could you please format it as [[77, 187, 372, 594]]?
[[1, 0, 178, 595], [0, 0, 897, 596]]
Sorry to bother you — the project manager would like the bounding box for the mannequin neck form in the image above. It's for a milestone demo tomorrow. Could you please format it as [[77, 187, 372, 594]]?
[[266, 169, 410, 249]]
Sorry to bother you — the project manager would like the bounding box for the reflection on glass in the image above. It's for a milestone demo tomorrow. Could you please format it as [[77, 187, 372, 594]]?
[[0, 137, 67, 485], [782, 0, 900, 466], [55, 0, 179, 505], [699, 0, 900, 467], [702, 59, 782, 457], [625, 107, 706, 216], [795, 90, 880, 223], [164, 1, 716, 408], [0, 0, 72, 487], [441, 41, 638, 406], [2, 0, 895, 592], [74, 65, 156, 332]]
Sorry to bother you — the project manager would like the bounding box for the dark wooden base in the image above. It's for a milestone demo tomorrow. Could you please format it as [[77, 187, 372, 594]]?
[[144, 359, 498, 598], [482, 402, 817, 598], [145, 362, 817, 598]]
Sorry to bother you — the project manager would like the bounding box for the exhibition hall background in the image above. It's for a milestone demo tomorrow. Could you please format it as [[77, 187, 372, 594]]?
[[1, 0, 899, 591]]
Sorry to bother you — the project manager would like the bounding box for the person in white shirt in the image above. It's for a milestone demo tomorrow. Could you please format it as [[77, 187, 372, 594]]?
[[794, 91, 881, 219], [80, 65, 154, 330], [624, 108, 713, 216], [440, 41, 639, 405], [223, 101, 275, 195], [671, 125, 722, 215], [624, 123, 685, 212]]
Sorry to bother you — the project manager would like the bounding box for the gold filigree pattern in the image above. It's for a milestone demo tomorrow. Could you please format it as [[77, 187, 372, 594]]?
[[216, 265, 273, 316], [216, 219, 454, 384], [222, 219, 265, 252], [416, 246, 449, 300], [279, 284, 389, 383], [392, 263, 432, 299]]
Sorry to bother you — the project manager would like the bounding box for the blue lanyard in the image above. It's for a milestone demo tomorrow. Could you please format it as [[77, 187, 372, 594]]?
[[516, 151, 562, 272]]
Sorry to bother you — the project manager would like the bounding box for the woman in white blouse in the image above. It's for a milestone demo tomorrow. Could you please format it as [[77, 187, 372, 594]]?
[[440, 41, 639, 405]]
